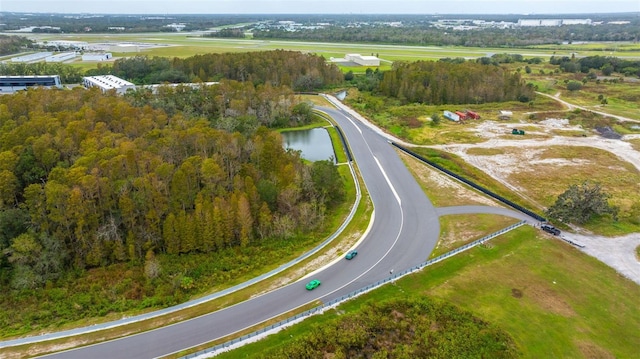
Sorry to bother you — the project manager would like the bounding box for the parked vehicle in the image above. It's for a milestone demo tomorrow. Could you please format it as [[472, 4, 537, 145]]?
[[443, 110, 460, 122], [466, 110, 481, 119], [511, 128, 525, 135], [345, 250, 358, 260], [541, 224, 561, 236]]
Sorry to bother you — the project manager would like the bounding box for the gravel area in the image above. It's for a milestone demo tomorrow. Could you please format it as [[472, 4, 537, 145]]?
[[563, 232, 640, 286]]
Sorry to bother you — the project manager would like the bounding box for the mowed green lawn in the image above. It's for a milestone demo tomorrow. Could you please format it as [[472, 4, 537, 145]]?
[[217, 226, 640, 359], [31, 32, 640, 65]]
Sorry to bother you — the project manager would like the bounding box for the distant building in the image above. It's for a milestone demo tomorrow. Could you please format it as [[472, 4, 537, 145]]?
[[518, 19, 592, 27], [345, 54, 380, 66], [11, 52, 53, 63], [45, 52, 78, 63], [82, 75, 135, 94], [11, 26, 60, 33], [0, 75, 62, 94], [82, 53, 113, 61], [42, 40, 88, 50], [142, 81, 220, 94], [165, 23, 186, 31]]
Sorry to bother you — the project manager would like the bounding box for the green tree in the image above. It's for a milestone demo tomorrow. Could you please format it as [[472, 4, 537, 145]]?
[[430, 113, 441, 127], [545, 181, 619, 224], [566, 81, 582, 91], [344, 70, 354, 81], [311, 160, 344, 207]]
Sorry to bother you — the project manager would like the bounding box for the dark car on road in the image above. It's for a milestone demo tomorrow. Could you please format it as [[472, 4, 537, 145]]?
[[345, 250, 358, 260], [541, 224, 561, 236]]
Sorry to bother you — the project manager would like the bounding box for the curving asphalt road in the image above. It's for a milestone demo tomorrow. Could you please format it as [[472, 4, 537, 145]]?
[[37, 102, 441, 358]]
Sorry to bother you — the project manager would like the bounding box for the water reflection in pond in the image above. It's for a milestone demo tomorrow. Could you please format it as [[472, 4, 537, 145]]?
[[282, 128, 335, 162]]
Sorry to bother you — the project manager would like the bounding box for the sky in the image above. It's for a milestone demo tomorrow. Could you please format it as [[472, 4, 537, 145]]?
[[1, 0, 638, 15]]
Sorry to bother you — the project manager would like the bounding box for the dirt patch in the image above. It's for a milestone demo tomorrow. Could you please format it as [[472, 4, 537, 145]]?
[[526, 285, 576, 317], [575, 340, 615, 359], [511, 288, 523, 298]]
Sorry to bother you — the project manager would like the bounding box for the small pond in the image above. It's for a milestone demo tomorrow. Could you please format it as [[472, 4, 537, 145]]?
[[282, 128, 335, 162]]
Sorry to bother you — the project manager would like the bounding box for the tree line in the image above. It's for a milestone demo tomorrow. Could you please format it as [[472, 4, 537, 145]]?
[[252, 23, 640, 47], [0, 35, 33, 56], [0, 88, 344, 289], [0, 13, 261, 33], [550, 55, 640, 77], [126, 81, 315, 133], [0, 61, 84, 83], [376, 60, 535, 105], [86, 50, 344, 91]]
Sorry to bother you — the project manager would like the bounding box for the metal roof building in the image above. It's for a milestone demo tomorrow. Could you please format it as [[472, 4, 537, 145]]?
[[345, 54, 380, 67], [45, 52, 78, 63], [0, 75, 62, 94], [82, 75, 135, 94], [11, 52, 53, 63]]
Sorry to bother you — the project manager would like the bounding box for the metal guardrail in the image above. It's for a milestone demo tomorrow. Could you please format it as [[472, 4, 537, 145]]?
[[181, 220, 527, 358]]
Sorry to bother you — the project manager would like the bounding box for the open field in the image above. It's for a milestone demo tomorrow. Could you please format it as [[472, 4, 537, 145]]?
[[429, 119, 640, 235], [18, 33, 640, 68], [216, 226, 640, 359]]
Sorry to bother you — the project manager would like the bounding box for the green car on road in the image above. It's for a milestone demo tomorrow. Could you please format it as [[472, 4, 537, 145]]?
[[306, 279, 321, 290]]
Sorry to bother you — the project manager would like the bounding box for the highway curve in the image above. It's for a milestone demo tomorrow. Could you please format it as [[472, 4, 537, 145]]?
[[39, 102, 440, 359]]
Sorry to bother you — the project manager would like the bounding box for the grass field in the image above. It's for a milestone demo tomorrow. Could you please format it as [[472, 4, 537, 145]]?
[[215, 226, 640, 359], [25, 33, 639, 72]]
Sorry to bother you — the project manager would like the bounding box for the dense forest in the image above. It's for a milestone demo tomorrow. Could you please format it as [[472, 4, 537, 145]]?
[[127, 81, 316, 132], [0, 87, 344, 292], [550, 55, 640, 77], [253, 23, 640, 47], [0, 13, 262, 33], [376, 60, 535, 105], [258, 297, 517, 358], [0, 35, 33, 56], [86, 50, 344, 91]]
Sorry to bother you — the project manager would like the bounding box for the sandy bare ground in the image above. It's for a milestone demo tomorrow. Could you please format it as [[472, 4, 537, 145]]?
[[428, 119, 640, 285]]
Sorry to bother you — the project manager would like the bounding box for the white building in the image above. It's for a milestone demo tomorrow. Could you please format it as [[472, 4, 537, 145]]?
[[562, 19, 592, 25], [82, 53, 113, 61], [83, 75, 135, 94], [11, 52, 53, 63], [142, 82, 219, 94], [43, 40, 88, 50], [518, 19, 592, 27], [166, 23, 186, 31], [45, 52, 78, 63], [345, 54, 380, 67]]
